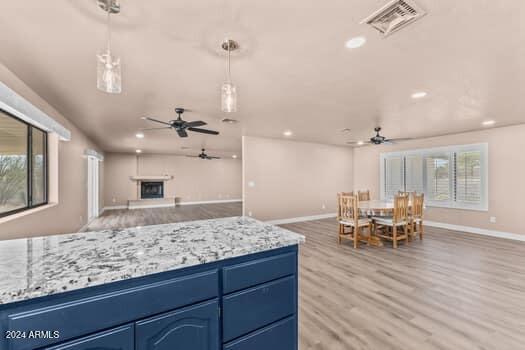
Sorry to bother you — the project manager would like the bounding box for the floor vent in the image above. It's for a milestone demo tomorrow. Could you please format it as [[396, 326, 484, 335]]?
[[361, 0, 426, 37]]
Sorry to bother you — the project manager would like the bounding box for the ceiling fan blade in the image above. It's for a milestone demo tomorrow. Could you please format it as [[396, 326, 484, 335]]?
[[209, 156, 221, 159], [187, 127, 219, 135], [186, 155, 200, 158], [142, 117, 171, 125], [185, 120, 207, 128], [177, 129, 188, 137], [140, 127, 171, 131], [384, 138, 413, 144], [346, 141, 372, 145]]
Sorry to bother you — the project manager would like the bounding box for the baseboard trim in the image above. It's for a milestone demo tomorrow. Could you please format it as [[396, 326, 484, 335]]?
[[103, 205, 128, 211], [425, 221, 525, 242], [103, 199, 242, 211], [266, 213, 337, 225], [177, 199, 243, 206], [129, 203, 175, 210]]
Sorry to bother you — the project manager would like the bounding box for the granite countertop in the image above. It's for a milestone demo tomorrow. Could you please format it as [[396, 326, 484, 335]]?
[[0, 217, 304, 305]]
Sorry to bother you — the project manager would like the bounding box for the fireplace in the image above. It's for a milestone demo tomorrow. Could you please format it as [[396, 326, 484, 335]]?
[[141, 181, 164, 199]]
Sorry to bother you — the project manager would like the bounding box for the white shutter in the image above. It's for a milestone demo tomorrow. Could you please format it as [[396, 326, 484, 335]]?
[[455, 150, 482, 204], [384, 156, 404, 199], [405, 154, 424, 193], [424, 153, 452, 203]]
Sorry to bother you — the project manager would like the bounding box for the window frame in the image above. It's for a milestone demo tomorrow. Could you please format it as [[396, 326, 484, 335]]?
[[0, 108, 48, 218], [380, 143, 488, 211]]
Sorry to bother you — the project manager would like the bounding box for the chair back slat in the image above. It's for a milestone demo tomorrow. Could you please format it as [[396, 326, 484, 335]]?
[[337, 192, 354, 220], [412, 193, 424, 219], [339, 195, 359, 223], [358, 190, 370, 201], [393, 194, 409, 224]]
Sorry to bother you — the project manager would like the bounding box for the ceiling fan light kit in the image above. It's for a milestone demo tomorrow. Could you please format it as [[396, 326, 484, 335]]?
[[221, 39, 239, 113], [141, 107, 219, 138], [187, 149, 221, 160], [347, 127, 412, 146]]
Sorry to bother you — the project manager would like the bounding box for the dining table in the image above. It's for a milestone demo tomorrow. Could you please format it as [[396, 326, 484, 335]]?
[[356, 199, 418, 247]]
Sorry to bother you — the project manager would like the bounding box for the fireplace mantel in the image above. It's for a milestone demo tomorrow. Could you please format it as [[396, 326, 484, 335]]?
[[130, 175, 173, 181]]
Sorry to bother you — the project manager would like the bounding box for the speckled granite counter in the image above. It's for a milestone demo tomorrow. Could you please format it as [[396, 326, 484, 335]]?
[[0, 217, 304, 305]]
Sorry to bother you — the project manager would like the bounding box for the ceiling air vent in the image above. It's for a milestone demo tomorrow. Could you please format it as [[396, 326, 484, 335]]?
[[361, 0, 426, 37]]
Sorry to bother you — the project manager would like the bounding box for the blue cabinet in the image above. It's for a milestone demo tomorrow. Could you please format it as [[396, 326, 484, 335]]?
[[136, 300, 219, 350], [0, 246, 298, 350], [43, 325, 133, 350]]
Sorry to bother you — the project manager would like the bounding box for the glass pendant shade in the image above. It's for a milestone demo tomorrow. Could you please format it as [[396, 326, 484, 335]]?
[[97, 50, 122, 94], [221, 82, 237, 113]]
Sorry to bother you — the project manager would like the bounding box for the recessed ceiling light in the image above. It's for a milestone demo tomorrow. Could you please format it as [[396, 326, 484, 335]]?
[[345, 36, 366, 49], [411, 91, 427, 99], [221, 118, 239, 124], [232, 154, 238, 159], [357, 141, 365, 146], [136, 149, 142, 153], [283, 130, 293, 137], [340, 128, 351, 133], [482, 120, 495, 126], [135, 132, 144, 138]]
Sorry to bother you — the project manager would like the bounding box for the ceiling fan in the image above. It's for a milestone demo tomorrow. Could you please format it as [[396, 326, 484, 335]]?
[[186, 149, 221, 160], [141, 108, 219, 138], [347, 127, 412, 146]]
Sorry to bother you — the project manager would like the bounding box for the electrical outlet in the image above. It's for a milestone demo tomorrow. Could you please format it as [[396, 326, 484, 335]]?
[[112, 197, 116, 203], [322, 203, 326, 210], [489, 216, 496, 223], [248, 211, 252, 217], [248, 181, 255, 188]]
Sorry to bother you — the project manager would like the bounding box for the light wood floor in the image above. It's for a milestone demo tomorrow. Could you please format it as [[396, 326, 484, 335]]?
[[280, 219, 525, 350], [84, 202, 242, 231], [85, 207, 525, 349]]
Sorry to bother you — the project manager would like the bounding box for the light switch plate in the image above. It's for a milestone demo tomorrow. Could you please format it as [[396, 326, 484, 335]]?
[[489, 216, 496, 223]]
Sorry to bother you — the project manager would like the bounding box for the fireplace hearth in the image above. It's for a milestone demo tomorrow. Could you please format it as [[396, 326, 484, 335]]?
[[141, 181, 164, 199]]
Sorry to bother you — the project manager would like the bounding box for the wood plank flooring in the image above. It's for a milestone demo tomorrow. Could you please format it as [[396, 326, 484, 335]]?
[[85, 206, 525, 349], [280, 219, 525, 350], [84, 202, 242, 231]]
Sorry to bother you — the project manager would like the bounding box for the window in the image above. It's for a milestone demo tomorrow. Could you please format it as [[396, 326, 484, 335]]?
[[380, 143, 488, 211], [0, 109, 47, 217]]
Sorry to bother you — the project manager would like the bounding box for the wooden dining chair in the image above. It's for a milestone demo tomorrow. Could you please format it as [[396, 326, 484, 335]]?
[[372, 194, 409, 248], [338, 195, 371, 248], [410, 193, 424, 240], [358, 190, 370, 201], [337, 192, 354, 221]]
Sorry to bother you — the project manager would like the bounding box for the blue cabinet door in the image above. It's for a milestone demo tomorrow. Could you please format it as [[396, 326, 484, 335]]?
[[135, 300, 219, 350], [44, 324, 133, 350]]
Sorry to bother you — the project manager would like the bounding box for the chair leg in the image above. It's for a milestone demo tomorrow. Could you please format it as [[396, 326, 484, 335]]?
[[404, 224, 409, 244], [338, 224, 342, 244], [354, 226, 359, 249], [393, 226, 398, 249], [420, 221, 424, 240]]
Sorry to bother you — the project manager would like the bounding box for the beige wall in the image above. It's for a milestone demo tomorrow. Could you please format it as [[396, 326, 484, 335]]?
[[104, 153, 242, 207], [353, 124, 525, 235], [243, 136, 353, 221], [0, 64, 104, 240]]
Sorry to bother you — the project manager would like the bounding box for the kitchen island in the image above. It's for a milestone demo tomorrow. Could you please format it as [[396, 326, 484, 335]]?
[[0, 217, 304, 350]]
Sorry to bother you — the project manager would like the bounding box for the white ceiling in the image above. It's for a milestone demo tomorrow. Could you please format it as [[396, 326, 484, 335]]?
[[0, 0, 524, 155]]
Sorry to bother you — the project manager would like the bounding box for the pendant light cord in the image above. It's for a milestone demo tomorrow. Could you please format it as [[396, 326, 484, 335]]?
[[106, 0, 112, 53], [227, 40, 232, 83]]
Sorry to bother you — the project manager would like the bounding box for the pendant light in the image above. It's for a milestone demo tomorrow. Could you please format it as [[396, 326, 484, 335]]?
[[221, 39, 239, 113], [97, 0, 122, 94]]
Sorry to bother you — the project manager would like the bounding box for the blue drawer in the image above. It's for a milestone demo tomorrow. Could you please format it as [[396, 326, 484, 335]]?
[[222, 252, 296, 294], [222, 276, 295, 342], [4, 270, 218, 350], [44, 324, 133, 350], [223, 317, 296, 350]]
